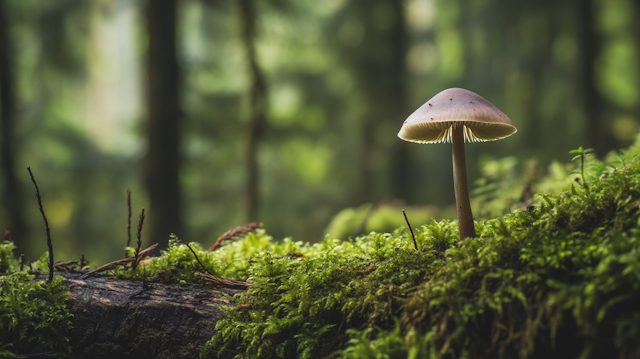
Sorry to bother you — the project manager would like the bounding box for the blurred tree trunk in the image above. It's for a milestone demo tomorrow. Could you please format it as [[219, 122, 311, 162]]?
[[239, 0, 267, 223], [386, 0, 412, 203], [144, 0, 182, 248], [579, 0, 614, 155], [0, 0, 27, 242], [346, 0, 409, 204]]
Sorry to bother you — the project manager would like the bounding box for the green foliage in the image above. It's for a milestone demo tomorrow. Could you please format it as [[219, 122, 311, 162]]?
[[0, 272, 73, 358]]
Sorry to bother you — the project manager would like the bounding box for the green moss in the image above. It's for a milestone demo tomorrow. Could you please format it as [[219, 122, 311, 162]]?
[[0, 272, 73, 358], [0, 242, 20, 274], [6, 138, 640, 359], [199, 139, 640, 358]]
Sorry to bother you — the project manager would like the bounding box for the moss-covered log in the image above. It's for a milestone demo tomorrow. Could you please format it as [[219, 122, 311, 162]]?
[[38, 273, 242, 359]]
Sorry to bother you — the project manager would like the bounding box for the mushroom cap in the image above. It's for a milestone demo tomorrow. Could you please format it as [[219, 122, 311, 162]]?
[[398, 88, 517, 143]]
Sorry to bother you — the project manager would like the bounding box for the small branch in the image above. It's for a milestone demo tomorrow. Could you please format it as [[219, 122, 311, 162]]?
[[4, 227, 11, 242], [132, 208, 145, 270], [80, 254, 86, 268], [182, 241, 213, 276], [403, 209, 419, 251], [83, 243, 158, 279], [126, 189, 132, 257], [195, 272, 252, 288], [20, 254, 24, 271], [54, 260, 79, 272], [27, 167, 54, 283], [208, 222, 262, 252]]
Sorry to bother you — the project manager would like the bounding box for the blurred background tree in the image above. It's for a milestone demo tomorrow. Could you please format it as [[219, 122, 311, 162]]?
[[1, 0, 639, 264]]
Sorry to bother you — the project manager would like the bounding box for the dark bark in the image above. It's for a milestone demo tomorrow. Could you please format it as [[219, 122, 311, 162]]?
[[0, 0, 27, 241], [39, 273, 240, 359], [144, 0, 183, 248], [240, 0, 267, 223]]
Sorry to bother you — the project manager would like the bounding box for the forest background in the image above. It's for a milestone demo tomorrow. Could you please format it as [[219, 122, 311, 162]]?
[[0, 0, 638, 265]]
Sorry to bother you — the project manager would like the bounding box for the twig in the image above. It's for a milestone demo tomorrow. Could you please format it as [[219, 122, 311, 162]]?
[[126, 189, 132, 257], [27, 167, 54, 283], [20, 254, 24, 271], [208, 222, 262, 252], [182, 241, 213, 276], [403, 209, 419, 251], [54, 260, 79, 272], [195, 272, 252, 288], [83, 243, 158, 279], [4, 227, 11, 242], [80, 254, 86, 268], [132, 208, 145, 270]]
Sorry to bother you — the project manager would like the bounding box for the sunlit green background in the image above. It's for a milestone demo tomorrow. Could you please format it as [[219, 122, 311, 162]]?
[[1, 0, 638, 265]]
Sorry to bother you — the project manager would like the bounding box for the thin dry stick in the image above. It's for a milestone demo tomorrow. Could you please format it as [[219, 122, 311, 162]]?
[[83, 243, 158, 279], [195, 272, 252, 288], [403, 209, 419, 251], [80, 254, 86, 268], [28, 167, 54, 283], [20, 254, 24, 271], [208, 222, 262, 252], [125, 189, 132, 257], [54, 260, 79, 271], [4, 227, 11, 242], [182, 240, 213, 276], [132, 208, 145, 270]]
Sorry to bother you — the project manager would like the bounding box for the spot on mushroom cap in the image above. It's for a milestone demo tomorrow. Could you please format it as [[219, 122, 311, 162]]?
[[398, 88, 517, 143]]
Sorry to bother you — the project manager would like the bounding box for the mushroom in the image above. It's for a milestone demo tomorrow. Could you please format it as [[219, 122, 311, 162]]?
[[397, 88, 517, 240]]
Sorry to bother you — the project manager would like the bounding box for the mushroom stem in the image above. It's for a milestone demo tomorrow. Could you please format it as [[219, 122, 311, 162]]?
[[451, 125, 476, 240]]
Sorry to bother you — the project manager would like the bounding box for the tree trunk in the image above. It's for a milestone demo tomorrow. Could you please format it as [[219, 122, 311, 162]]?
[[0, 0, 27, 242], [240, 0, 267, 223], [386, 0, 411, 203], [39, 273, 240, 359], [144, 0, 183, 248], [579, 0, 614, 156]]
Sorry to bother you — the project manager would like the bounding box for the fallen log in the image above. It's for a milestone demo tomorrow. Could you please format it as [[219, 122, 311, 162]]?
[[36, 272, 243, 359]]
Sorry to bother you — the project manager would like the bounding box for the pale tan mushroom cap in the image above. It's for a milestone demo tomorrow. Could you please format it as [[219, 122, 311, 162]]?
[[398, 88, 517, 143]]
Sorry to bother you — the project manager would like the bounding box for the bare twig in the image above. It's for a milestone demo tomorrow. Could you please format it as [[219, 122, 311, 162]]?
[[20, 254, 24, 271], [195, 272, 252, 288], [208, 222, 262, 252], [126, 189, 132, 257], [4, 227, 11, 242], [80, 254, 86, 268], [182, 241, 213, 276], [27, 167, 54, 283], [54, 260, 79, 271], [132, 208, 145, 270], [403, 209, 419, 251], [83, 243, 158, 279]]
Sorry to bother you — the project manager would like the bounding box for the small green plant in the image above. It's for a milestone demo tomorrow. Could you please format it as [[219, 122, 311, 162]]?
[[569, 146, 594, 190]]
